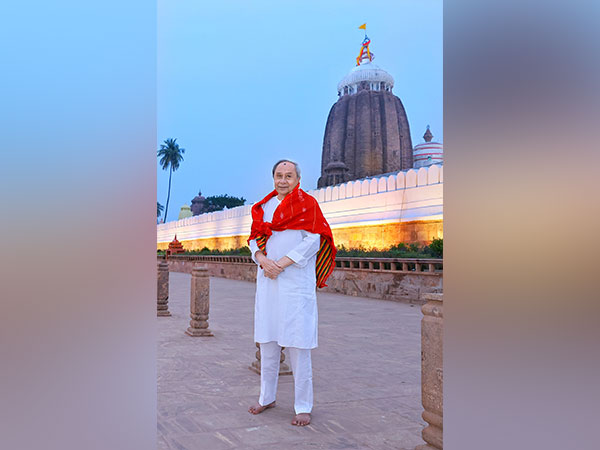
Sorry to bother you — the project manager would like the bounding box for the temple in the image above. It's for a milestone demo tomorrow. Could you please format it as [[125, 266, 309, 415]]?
[[413, 126, 443, 168], [167, 235, 185, 254], [318, 34, 414, 188], [190, 191, 206, 216]]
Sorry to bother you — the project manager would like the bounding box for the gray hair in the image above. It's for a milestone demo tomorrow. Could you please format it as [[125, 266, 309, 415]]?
[[272, 159, 301, 178]]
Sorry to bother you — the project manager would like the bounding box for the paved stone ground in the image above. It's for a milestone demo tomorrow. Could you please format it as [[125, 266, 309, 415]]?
[[158, 272, 426, 450]]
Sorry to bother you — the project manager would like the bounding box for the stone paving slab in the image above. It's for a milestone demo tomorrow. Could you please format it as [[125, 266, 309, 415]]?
[[158, 272, 426, 450]]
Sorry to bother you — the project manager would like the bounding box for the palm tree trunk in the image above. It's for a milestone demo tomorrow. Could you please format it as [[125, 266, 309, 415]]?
[[164, 167, 172, 222]]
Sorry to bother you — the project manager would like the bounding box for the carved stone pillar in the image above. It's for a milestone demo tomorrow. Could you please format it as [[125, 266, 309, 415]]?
[[416, 293, 443, 450], [249, 343, 292, 376], [185, 266, 214, 337], [157, 260, 171, 317]]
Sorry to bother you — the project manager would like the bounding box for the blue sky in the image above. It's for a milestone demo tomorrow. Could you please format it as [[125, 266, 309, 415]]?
[[158, 0, 442, 222]]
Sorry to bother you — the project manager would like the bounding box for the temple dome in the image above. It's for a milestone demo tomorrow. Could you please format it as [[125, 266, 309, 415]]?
[[337, 61, 395, 96], [178, 204, 192, 220], [191, 191, 206, 216]]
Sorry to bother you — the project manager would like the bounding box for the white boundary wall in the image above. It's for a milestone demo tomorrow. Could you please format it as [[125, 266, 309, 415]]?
[[157, 165, 443, 244]]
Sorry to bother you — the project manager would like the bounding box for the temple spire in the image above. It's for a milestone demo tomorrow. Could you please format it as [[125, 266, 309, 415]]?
[[423, 125, 433, 143]]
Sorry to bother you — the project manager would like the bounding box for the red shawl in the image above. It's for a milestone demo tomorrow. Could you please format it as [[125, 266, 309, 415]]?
[[248, 184, 336, 288]]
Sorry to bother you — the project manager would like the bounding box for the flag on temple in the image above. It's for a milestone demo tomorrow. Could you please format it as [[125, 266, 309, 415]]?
[[358, 23, 366, 30]]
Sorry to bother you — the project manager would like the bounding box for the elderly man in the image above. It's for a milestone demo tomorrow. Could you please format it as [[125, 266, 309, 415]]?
[[247, 159, 336, 427]]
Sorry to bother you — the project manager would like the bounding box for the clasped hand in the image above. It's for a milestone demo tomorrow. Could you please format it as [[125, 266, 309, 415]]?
[[256, 253, 292, 279]]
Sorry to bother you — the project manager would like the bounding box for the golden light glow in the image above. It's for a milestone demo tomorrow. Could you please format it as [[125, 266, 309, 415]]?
[[157, 220, 443, 251]]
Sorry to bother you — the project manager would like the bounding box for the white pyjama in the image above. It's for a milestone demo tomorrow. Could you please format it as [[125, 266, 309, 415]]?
[[258, 341, 313, 414]]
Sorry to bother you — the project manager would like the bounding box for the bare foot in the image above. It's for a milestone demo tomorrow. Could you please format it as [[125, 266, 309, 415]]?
[[248, 400, 276, 415], [291, 413, 311, 426]]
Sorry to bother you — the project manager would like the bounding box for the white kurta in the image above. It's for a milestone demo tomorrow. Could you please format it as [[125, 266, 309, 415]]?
[[249, 196, 321, 350]]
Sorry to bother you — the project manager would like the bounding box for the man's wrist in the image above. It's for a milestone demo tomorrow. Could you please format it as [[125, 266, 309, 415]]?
[[277, 256, 294, 268]]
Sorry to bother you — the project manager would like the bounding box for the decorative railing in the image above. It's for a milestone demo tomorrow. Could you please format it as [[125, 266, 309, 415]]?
[[335, 257, 442, 273], [160, 254, 253, 264], [159, 254, 443, 273]]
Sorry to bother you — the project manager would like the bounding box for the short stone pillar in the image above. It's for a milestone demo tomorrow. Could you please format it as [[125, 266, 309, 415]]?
[[249, 343, 292, 376], [157, 260, 171, 317], [416, 293, 443, 450], [185, 266, 214, 337]]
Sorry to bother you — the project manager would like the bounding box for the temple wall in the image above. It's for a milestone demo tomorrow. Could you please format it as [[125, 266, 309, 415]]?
[[331, 220, 442, 249], [157, 165, 443, 250]]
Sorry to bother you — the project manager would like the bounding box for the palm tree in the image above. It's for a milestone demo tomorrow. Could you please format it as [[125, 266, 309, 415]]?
[[157, 138, 185, 223], [157, 202, 164, 218]]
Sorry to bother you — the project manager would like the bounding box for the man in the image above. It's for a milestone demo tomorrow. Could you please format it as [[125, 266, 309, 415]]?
[[247, 159, 336, 427]]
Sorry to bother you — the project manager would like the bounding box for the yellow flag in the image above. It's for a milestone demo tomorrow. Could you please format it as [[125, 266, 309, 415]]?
[[358, 23, 366, 30]]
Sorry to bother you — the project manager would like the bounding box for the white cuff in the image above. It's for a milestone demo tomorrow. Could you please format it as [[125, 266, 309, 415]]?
[[287, 249, 308, 268], [248, 239, 261, 265]]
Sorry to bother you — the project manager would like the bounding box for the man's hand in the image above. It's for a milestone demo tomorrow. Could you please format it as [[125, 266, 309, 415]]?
[[256, 252, 284, 279]]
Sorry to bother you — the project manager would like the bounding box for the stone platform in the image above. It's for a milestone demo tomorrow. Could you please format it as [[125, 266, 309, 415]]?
[[158, 272, 426, 450]]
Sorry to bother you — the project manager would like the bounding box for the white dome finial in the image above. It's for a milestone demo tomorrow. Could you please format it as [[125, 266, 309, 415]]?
[[336, 31, 394, 97]]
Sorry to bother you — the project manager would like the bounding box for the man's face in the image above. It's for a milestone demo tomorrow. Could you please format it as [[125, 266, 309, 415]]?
[[273, 162, 300, 198]]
